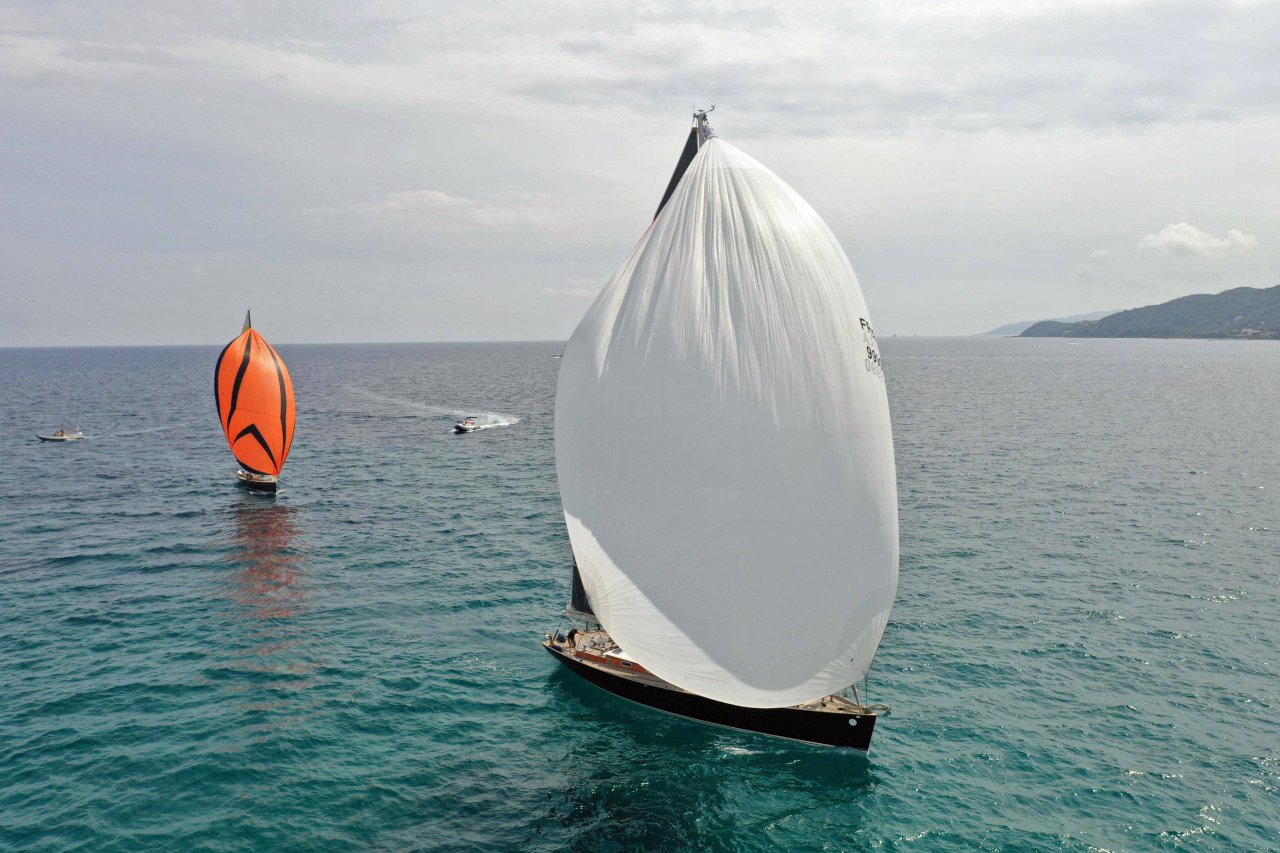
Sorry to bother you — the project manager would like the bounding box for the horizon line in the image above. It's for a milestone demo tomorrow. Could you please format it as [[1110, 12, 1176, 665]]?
[[0, 334, 976, 350], [0, 339, 573, 350]]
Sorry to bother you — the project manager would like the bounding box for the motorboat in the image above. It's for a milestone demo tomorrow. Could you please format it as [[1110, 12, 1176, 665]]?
[[454, 417, 479, 433], [37, 429, 85, 442]]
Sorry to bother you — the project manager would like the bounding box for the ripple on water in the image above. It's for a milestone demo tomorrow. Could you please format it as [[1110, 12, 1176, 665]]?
[[2, 340, 1280, 851]]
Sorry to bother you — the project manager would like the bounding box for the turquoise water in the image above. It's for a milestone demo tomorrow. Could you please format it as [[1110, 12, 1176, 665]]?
[[1, 338, 1277, 851]]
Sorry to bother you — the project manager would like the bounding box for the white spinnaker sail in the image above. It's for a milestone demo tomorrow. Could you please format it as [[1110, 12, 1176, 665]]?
[[555, 136, 898, 709]]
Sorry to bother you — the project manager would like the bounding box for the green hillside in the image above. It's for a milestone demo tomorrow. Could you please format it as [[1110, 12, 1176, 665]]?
[[1021, 285, 1280, 339]]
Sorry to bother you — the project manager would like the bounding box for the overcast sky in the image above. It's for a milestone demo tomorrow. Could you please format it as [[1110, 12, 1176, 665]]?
[[2, 0, 1277, 345]]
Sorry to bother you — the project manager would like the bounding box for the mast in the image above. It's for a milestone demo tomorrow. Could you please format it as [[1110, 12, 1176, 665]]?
[[693, 106, 715, 147], [242, 310, 252, 332], [653, 107, 716, 221]]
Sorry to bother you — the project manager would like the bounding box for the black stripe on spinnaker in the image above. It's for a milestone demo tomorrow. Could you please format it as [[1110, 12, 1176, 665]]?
[[225, 334, 254, 431], [653, 127, 699, 221], [234, 423, 278, 472], [214, 338, 234, 424], [266, 344, 291, 465]]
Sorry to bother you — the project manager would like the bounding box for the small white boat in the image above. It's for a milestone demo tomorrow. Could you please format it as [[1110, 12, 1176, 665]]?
[[454, 417, 479, 433], [37, 429, 85, 442]]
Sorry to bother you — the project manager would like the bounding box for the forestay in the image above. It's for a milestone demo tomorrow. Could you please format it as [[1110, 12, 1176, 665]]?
[[555, 134, 898, 708]]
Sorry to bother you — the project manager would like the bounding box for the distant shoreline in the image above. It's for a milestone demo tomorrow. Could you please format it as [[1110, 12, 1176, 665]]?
[[1020, 284, 1280, 340]]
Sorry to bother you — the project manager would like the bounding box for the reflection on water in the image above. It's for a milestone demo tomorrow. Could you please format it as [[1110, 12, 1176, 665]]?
[[533, 669, 883, 850], [207, 497, 323, 732], [227, 498, 308, 624]]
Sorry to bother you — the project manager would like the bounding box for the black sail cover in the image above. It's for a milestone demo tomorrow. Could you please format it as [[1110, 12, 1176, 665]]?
[[569, 560, 594, 617], [653, 128, 700, 220]]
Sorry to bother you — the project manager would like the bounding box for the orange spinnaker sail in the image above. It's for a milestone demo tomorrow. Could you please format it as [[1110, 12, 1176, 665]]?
[[215, 323, 295, 477]]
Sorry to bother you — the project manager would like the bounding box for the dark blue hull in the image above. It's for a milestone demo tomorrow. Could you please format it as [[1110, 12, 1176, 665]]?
[[545, 642, 878, 750]]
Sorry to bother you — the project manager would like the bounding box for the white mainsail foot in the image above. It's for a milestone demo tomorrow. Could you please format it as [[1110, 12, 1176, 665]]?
[[551, 110, 898, 738]]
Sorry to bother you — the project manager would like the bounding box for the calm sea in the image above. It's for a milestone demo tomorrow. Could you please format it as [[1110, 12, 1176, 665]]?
[[1, 338, 1276, 851]]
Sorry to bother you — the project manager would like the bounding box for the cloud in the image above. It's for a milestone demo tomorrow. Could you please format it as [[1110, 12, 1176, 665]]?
[[541, 279, 602, 298], [311, 189, 555, 234], [1078, 249, 1111, 284], [1137, 222, 1259, 259], [12, 0, 1277, 138], [365, 190, 538, 229], [63, 43, 186, 68], [508, 0, 1280, 136], [4, 0, 1280, 345]]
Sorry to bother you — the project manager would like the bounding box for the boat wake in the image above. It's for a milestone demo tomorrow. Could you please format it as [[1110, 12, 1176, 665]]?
[[97, 426, 169, 438], [468, 414, 520, 430], [350, 389, 520, 430]]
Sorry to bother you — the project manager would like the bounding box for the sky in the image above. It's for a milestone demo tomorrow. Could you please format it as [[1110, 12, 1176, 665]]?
[[2, 0, 1278, 345]]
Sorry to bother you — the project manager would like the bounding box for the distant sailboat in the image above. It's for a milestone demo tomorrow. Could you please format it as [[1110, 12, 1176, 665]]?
[[215, 311, 296, 493], [544, 110, 898, 750]]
